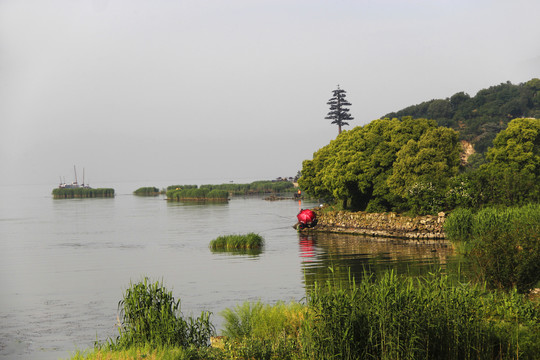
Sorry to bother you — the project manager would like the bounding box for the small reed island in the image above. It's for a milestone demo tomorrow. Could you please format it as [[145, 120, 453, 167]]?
[[166, 186, 229, 202], [166, 180, 297, 203], [209, 233, 264, 255], [52, 187, 115, 199], [133, 187, 161, 196]]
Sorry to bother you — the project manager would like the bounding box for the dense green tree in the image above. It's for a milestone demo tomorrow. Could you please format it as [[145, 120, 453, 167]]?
[[299, 117, 460, 213], [325, 86, 354, 134], [479, 117, 540, 205], [387, 127, 461, 213]]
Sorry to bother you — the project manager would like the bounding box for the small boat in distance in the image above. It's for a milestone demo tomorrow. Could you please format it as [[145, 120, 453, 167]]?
[[59, 166, 91, 189]]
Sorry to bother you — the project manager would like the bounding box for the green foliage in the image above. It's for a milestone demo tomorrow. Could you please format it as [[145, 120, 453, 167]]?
[[300, 269, 540, 360], [165, 181, 295, 201], [299, 117, 461, 214], [388, 126, 461, 214], [133, 187, 159, 196], [167, 188, 229, 201], [445, 204, 540, 293], [221, 301, 305, 340], [74, 271, 540, 360], [201, 180, 295, 195], [470, 204, 540, 293], [104, 278, 215, 350], [167, 185, 198, 191], [220, 301, 305, 360], [385, 78, 540, 154], [478, 117, 540, 206], [209, 233, 264, 250], [443, 207, 474, 242], [52, 188, 115, 198], [70, 344, 223, 360]]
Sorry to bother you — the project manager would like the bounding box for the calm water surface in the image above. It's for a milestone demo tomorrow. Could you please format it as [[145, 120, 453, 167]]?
[[0, 183, 463, 360]]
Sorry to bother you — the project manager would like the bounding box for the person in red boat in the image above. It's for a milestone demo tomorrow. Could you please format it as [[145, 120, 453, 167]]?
[[296, 208, 318, 230]]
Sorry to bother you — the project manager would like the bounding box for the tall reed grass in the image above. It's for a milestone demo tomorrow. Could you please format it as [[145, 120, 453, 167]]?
[[299, 269, 540, 360], [200, 180, 295, 195], [73, 269, 540, 360], [209, 233, 264, 250], [52, 188, 115, 198], [166, 188, 229, 202], [445, 204, 540, 292], [101, 278, 214, 350]]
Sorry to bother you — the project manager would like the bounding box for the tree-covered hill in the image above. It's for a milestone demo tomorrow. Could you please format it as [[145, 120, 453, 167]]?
[[384, 78, 540, 153]]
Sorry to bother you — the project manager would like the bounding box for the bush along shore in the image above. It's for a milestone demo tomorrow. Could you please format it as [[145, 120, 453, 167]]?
[[73, 271, 540, 360], [52, 188, 115, 199]]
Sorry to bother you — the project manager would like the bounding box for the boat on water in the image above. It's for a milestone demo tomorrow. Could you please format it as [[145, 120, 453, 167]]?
[[58, 166, 91, 189]]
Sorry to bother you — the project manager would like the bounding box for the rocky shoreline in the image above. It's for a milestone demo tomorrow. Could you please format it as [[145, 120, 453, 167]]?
[[307, 209, 447, 241]]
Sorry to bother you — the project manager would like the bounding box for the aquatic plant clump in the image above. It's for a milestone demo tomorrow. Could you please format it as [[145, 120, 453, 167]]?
[[166, 188, 229, 202], [52, 188, 115, 198], [209, 233, 264, 250], [104, 278, 214, 350], [133, 187, 160, 196]]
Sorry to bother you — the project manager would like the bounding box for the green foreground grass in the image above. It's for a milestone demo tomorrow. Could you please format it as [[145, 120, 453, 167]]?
[[68, 270, 540, 360]]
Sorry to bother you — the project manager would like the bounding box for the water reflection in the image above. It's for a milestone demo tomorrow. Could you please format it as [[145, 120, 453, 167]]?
[[299, 232, 469, 287], [210, 248, 263, 257]]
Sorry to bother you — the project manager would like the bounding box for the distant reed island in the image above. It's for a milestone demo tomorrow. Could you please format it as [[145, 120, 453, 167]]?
[[165, 180, 296, 202], [133, 187, 161, 196], [52, 187, 115, 199], [166, 187, 229, 202]]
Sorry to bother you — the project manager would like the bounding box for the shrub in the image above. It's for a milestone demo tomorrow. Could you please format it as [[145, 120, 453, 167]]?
[[471, 204, 540, 293], [107, 278, 214, 349], [444, 207, 474, 242], [444, 204, 540, 293]]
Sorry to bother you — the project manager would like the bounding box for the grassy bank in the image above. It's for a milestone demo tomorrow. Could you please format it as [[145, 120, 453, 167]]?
[[70, 270, 540, 360], [52, 188, 115, 199]]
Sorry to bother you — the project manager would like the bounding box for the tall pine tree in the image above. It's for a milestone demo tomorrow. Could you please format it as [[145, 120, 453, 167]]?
[[325, 85, 354, 134]]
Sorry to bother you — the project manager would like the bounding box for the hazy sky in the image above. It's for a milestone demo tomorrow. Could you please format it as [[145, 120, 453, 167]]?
[[1, 0, 539, 187]]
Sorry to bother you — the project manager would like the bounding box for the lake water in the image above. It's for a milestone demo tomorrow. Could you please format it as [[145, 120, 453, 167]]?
[[0, 182, 463, 360]]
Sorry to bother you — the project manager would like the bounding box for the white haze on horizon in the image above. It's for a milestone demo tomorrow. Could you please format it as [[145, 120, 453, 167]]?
[[1, 0, 539, 187]]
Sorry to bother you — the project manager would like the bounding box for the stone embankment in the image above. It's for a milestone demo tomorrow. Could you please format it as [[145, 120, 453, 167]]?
[[312, 209, 446, 240]]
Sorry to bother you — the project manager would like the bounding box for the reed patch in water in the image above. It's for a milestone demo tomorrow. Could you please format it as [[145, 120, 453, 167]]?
[[209, 233, 264, 250], [52, 188, 115, 198], [166, 188, 229, 202], [133, 187, 160, 196]]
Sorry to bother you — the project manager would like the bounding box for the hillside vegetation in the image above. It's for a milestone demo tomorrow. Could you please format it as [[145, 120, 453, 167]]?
[[384, 78, 540, 153]]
